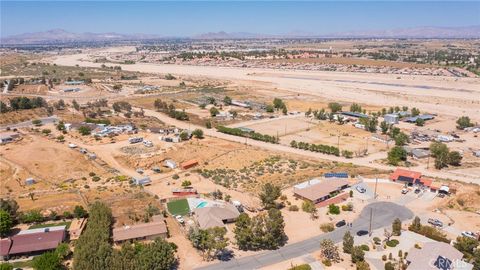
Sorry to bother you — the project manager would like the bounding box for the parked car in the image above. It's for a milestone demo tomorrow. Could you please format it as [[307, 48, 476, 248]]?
[[462, 231, 477, 239], [414, 188, 421, 194], [428, 218, 443, 227], [356, 186, 366, 193], [68, 143, 77, 148], [401, 188, 409, 194], [143, 140, 153, 147], [335, 220, 346, 228], [357, 230, 369, 236], [175, 215, 184, 224]]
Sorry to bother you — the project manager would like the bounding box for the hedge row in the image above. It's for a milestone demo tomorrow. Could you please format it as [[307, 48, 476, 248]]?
[[216, 126, 279, 144], [290, 140, 340, 156]]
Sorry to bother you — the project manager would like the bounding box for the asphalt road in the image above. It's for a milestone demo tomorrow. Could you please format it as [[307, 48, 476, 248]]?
[[196, 201, 413, 270], [0, 116, 58, 130]]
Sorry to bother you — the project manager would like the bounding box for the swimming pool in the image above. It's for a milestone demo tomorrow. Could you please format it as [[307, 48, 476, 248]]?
[[196, 201, 208, 208]]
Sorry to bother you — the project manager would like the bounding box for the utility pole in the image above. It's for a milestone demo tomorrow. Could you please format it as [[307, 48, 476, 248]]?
[[427, 155, 430, 169], [368, 208, 373, 236], [337, 131, 341, 150], [374, 178, 378, 199]]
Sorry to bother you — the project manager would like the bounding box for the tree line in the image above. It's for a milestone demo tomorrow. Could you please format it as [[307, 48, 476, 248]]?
[[0, 97, 47, 113], [154, 99, 189, 121], [290, 140, 340, 156], [216, 126, 279, 144]]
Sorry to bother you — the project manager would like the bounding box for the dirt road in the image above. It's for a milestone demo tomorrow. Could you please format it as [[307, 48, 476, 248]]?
[[141, 108, 480, 184]]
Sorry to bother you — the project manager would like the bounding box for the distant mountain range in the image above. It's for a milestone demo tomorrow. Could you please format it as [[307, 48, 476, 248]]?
[[2, 26, 479, 44]]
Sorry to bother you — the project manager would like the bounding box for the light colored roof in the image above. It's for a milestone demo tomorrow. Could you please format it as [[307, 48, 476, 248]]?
[[112, 220, 167, 242], [407, 242, 466, 270], [294, 178, 322, 190], [17, 225, 66, 235], [68, 218, 87, 240], [294, 179, 349, 201], [193, 203, 240, 229]]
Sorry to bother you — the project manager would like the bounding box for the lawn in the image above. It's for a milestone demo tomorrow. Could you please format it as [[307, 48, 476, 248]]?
[[167, 199, 190, 216], [28, 221, 72, 229]]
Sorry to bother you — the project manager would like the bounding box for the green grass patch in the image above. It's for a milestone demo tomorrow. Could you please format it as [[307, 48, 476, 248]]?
[[28, 221, 72, 230], [11, 260, 34, 268], [167, 199, 190, 216]]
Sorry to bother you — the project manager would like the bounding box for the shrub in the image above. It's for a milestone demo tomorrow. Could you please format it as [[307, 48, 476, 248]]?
[[320, 223, 335, 232], [172, 174, 179, 180], [360, 244, 370, 251], [322, 259, 332, 267], [373, 237, 381, 245], [288, 264, 312, 270], [288, 205, 299, 211], [328, 204, 340, 215], [386, 239, 399, 247], [414, 243, 421, 249], [382, 254, 387, 261], [384, 262, 394, 270]]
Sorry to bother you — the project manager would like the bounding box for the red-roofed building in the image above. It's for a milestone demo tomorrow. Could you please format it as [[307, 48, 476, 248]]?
[[389, 168, 422, 185], [1, 229, 65, 259]]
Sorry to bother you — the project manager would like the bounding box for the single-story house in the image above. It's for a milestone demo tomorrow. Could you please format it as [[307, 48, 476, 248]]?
[[293, 178, 349, 204], [164, 159, 177, 169], [404, 114, 435, 123], [0, 132, 20, 144], [181, 159, 199, 170], [403, 147, 430, 159], [68, 218, 87, 240], [389, 168, 422, 185], [113, 216, 168, 243], [384, 114, 399, 124], [1, 228, 66, 259], [406, 242, 471, 270], [340, 112, 369, 119], [371, 134, 392, 143], [134, 176, 151, 186], [193, 203, 240, 230]]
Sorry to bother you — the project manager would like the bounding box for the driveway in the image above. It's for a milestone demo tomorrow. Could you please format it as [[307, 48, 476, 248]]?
[[1, 115, 58, 130], [351, 182, 375, 201], [196, 201, 413, 270]]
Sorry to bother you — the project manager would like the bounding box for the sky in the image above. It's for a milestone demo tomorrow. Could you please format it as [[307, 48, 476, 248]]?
[[1, 1, 479, 37]]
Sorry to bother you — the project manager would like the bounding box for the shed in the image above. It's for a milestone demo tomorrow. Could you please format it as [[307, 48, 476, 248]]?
[[181, 159, 199, 170], [164, 159, 177, 169], [25, 178, 36, 185], [383, 114, 399, 124], [134, 176, 151, 186]]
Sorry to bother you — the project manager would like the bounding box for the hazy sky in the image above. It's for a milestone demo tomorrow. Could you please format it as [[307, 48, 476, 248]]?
[[1, 1, 479, 37]]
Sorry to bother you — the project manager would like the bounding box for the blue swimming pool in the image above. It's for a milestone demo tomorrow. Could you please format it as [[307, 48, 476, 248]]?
[[196, 201, 208, 208]]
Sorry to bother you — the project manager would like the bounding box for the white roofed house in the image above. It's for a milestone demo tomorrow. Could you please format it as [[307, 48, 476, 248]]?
[[406, 242, 472, 270]]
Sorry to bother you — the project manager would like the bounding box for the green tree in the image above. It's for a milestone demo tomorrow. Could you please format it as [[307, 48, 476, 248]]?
[[302, 200, 318, 220], [72, 99, 80, 111], [454, 236, 479, 259], [409, 216, 422, 232], [78, 126, 91, 136], [73, 205, 88, 218], [259, 183, 281, 209], [192, 129, 204, 139], [179, 131, 189, 141], [32, 251, 62, 270], [456, 116, 474, 130], [392, 218, 402, 236], [415, 118, 425, 126], [205, 120, 212, 129], [380, 121, 389, 134], [234, 213, 253, 251], [394, 132, 409, 146], [136, 238, 178, 270], [387, 146, 407, 166], [350, 103, 362, 113], [351, 246, 365, 263], [343, 231, 354, 254], [265, 104, 274, 113], [263, 208, 288, 249], [0, 210, 13, 237], [273, 98, 285, 110], [0, 199, 18, 219], [73, 201, 113, 270], [209, 107, 219, 117], [411, 107, 420, 117], [223, 96, 232, 105], [447, 151, 462, 166], [430, 142, 449, 169], [328, 102, 342, 113], [189, 227, 228, 261], [384, 262, 395, 270]]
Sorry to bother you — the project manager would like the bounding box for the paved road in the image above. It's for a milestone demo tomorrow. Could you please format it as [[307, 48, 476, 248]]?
[[0, 116, 59, 130], [196, 201, 413, 270]]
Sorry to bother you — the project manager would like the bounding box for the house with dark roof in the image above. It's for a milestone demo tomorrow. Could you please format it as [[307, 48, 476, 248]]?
[[406, 242, 472, 270], [112, 215, 168, 243], [293, 178, 349, 204], [1, 228, 66, 259]]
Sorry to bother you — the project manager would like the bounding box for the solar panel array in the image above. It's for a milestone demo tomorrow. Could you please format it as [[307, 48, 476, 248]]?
[[324, 172, 348, 178]]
